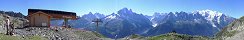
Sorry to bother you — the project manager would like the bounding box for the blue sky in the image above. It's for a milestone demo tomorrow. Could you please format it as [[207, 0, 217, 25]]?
[[0, 0, 243, 18]]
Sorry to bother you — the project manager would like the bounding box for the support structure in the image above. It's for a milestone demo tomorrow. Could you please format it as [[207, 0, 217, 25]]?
[[92, 18, 102, 32], [63, 18, 69, 28]]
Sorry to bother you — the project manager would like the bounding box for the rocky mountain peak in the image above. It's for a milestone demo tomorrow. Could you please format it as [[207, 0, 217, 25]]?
[[194, 9, 223, 17], [117, 8, 134, 15]]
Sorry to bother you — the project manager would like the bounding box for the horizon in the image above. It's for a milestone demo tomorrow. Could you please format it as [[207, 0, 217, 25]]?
[[0, 0, 243, 18]]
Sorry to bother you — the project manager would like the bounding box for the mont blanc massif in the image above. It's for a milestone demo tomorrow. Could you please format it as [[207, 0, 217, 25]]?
[[51, 8, 235, 39]]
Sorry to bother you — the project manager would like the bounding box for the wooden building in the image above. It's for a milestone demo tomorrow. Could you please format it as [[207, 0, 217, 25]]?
[[27, 9, 77, 27]]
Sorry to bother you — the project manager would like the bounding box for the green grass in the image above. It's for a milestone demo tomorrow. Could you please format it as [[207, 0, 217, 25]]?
[[126, 34, 146, 39], [147, 33, 210, 40], [73, 30, 106, 38], [240, 16, 244, 21], [0, 33, 47, 40], [226, 31, 237, 37], [92, 31, 106, 38], [0, 33, 21, 40], [130, 34, 141, 39], [148, 33, 188, 40]]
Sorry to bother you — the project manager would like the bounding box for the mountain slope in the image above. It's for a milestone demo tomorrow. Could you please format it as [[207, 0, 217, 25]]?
[[216, 16, 244, 40]]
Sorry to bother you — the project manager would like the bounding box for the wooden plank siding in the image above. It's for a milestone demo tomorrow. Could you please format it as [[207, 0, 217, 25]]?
[[27, 9, 77, 27], [28, 11, 51, 27]]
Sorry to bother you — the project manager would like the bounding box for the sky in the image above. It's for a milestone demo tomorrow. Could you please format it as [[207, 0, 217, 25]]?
[[0, 0, 243, 18]]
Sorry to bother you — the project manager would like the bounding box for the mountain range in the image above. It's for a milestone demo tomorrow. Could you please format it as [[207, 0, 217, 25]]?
[[51, 8, 235, 39], [145, 10, 235, 37]]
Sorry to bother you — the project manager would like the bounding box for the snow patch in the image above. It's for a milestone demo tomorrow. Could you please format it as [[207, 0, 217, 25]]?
[[150, 17, 155, 21], [106, 15, 116, 19], [152, 24, 158, 27], [173, 13, 178, 17], [94, 15, 99, 18], [212, 23, 217, 27], [194, 19, 201, 23], [214, 27, 221, 31], [217, 14, 222, 24], [196, 9, 223, 17], [195, 9, 223, 27]]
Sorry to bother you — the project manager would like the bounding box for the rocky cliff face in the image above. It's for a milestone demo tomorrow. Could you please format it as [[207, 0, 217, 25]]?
[[216, 16, 244, 40]]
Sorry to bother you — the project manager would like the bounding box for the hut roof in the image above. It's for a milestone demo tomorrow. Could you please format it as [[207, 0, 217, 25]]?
[[28, 9, 76, 16]]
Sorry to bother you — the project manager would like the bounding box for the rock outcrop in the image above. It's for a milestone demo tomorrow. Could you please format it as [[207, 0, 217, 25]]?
[[216, 16, 244, 40]]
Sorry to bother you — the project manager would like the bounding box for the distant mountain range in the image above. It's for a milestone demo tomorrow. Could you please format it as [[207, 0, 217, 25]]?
[[145, 10, 235, 37], [0, 11, 26, 18], [51, 8, 235, 39]]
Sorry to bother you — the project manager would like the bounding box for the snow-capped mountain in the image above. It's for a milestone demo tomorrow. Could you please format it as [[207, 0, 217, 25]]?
[[81, 12, 105, 21], [146, 10, 235, 36], [105, 13, 118, 19], [51, 8, 152, 39], [51, 8, 235, 39], [66, 12, 106, 30], [98, 8, 152, 38]]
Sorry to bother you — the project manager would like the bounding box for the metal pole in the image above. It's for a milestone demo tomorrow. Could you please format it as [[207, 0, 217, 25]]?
[[64, 18, 68, 28]]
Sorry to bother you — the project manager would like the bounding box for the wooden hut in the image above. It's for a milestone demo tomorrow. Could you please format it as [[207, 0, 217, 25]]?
[[27, 9, 77, 27]]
